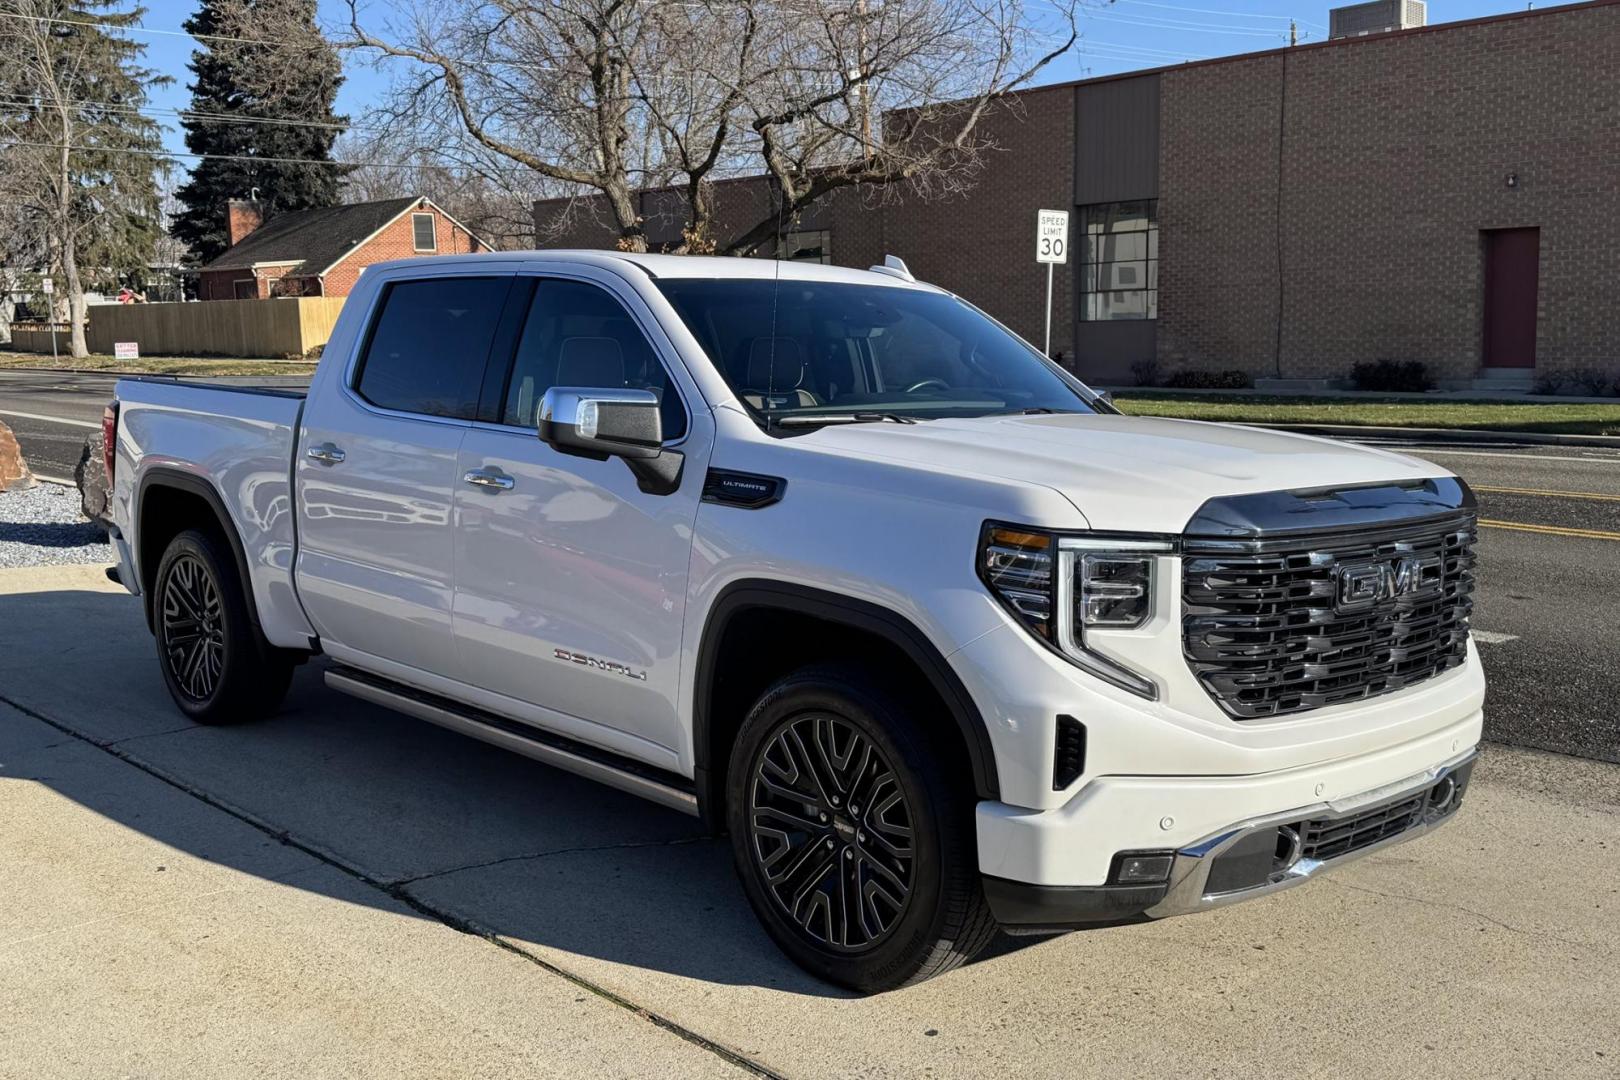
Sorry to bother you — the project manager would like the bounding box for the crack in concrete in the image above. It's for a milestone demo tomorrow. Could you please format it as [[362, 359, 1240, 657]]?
[[390, 835, 714, 888], [0, 689, 781, 1080], [1323, 878, 1607, 957]]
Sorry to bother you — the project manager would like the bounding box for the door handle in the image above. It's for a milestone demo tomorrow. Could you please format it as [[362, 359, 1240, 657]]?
[[462, 467, 515, 491], [306, 442, 346, 465]]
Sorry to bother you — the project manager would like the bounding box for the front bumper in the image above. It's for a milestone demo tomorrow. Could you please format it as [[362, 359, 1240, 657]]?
[[984, 748, 1475, 931]]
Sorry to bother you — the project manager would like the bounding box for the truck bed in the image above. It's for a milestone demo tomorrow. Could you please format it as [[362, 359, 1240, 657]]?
[[112, 377, 317, 649]]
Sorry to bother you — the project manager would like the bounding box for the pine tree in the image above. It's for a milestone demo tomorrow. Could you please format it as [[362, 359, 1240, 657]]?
[[171, 0, 348, 265], [0, 1, 170, 357]]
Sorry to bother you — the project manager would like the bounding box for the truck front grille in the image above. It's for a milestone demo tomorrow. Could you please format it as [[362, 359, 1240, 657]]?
[[1297, 793, 1428, 861], [1182, 514, 1477, 720]]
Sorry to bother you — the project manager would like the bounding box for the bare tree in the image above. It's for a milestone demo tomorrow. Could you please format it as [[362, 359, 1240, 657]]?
[[0, 1, 168, 356], [722, 0, 1076, 255], [344, 0, 675, 252], [341, 0, 1074, 256]]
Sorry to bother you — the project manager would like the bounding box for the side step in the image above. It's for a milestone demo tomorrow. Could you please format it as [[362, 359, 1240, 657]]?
[[324, 665, 699, 817]]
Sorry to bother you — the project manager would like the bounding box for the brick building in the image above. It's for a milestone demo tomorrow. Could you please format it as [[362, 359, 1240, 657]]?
[[533, 0, 1619, 387], [196, 196, 489, 301]]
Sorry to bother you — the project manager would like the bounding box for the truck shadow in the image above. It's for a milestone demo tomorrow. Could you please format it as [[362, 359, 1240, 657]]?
[[0, 586, 1040, 998]]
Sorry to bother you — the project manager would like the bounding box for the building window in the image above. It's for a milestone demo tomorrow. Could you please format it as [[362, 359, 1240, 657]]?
[[412, 212, 437, 252], [778, 229, 831, 264], [1081, 201, 1157, 321]]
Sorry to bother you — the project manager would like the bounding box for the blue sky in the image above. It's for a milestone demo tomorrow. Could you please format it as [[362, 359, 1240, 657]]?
[[131, 0, 1542, 163]]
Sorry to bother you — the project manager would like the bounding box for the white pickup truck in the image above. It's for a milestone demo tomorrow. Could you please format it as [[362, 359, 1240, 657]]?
[[106, 252, 1483, 991]]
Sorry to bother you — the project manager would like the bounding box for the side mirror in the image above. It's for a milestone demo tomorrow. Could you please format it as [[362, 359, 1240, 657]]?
[[539, 387, 662, 460], [1096, 389, 1114, 405], [538, 387, 683, 495]]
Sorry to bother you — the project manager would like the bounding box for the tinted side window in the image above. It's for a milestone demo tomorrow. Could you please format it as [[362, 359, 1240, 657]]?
[[356, 277, 509, 419], [500, 279, 687, 439]]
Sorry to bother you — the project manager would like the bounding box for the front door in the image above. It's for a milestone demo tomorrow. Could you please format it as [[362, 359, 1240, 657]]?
[[1482, 228, 1540, 369], [451, 272, 709, 761], [295, 273, 512, 676]]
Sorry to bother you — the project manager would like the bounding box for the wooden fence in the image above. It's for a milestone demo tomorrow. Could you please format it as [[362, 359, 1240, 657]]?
[[7, 297, 347, 359]]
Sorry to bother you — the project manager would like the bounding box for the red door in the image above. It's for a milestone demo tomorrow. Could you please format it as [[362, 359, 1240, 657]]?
[[1481, 228, 1539, 369]]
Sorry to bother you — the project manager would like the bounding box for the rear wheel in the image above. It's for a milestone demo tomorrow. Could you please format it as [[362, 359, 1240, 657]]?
[[153, 528, 293, 724], [726, 665, 996, 992]]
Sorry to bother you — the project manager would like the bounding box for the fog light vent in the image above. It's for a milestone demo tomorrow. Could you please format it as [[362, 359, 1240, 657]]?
[[1053, 715, 1086, 790]]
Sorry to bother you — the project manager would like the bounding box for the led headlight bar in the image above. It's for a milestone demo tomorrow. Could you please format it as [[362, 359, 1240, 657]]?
[[979, 524, 1171, 699]]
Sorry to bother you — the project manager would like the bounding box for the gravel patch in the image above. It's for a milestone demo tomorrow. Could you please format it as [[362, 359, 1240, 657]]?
[[0, 482, 112, 567]]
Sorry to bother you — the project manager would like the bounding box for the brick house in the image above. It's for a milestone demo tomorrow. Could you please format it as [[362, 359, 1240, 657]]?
[[533, 0, 1620, 388], [196, 196, 489, 301]]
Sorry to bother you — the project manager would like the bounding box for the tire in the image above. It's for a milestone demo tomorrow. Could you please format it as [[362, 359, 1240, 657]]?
[[726, 665, 997, 992], [152, 528, 294, 725]]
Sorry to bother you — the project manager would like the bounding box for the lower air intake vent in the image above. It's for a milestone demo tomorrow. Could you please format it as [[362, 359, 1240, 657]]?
[[1054, 715, 1086, 790]]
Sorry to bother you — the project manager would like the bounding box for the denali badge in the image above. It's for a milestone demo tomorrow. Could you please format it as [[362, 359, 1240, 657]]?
[[553, 648, 648, 681], [1335, 555, 1443, 612]]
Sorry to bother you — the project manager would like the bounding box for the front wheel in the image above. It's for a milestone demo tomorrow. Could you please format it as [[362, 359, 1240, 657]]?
[[153, 528, 293, 724], [726, 666, 996, 992]]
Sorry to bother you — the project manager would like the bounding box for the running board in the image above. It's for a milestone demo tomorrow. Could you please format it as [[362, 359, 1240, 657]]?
[[324, 666, 699, 817]]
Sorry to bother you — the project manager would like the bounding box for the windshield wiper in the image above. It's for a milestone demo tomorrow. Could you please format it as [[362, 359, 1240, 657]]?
[[771, 412, 923, 427]]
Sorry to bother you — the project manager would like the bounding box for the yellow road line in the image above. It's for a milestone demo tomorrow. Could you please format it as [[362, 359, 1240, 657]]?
[[1474, 484, 1620, 502], [1478, 519, 1620, 542]]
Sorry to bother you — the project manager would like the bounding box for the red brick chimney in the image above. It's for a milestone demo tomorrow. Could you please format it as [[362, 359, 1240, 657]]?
[[226, 198, 265, 247]]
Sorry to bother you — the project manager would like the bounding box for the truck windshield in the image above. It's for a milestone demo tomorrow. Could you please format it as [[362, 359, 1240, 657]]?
[[653, 279, 1100, 428]]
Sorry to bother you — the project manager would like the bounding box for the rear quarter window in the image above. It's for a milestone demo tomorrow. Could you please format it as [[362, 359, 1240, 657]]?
[[355, 277, 509, 419]]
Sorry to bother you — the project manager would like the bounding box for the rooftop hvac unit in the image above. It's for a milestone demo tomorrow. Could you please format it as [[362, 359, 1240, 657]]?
[[1328, 0, 1427, 39]]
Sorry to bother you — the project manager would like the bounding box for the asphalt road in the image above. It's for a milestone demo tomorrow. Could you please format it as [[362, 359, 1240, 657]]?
[[1, 368, 1615, 763], [0, 369, 310, 481], [1, 564, 1616, 1079]]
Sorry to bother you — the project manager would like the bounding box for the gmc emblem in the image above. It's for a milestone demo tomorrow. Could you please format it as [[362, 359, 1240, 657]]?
[[1335, 555, 1443, 612]]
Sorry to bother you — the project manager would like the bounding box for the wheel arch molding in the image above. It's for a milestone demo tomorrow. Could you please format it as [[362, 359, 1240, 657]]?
[[692, 579, 1001, 822], [134, 467, 263, 636]]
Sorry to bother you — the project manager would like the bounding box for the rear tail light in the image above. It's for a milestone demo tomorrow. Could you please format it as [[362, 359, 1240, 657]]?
[[101, 403, 118, 488]]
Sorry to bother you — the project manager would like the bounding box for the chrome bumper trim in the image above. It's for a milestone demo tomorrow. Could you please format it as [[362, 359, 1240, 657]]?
[[1145, 747, 1478, 919]]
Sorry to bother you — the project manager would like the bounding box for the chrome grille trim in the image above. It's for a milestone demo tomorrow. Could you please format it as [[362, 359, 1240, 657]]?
[[1182, 512, 1477, 720]]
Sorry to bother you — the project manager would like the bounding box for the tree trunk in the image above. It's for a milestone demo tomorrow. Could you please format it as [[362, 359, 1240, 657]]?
[[62, 238, 88, 358]]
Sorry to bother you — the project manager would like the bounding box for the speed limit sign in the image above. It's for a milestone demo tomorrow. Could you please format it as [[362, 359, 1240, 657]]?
[[1036, 209, 1069, 265]]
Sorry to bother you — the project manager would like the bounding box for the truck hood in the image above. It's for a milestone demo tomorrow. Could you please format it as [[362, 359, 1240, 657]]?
[[800, 413, 1449, 533]]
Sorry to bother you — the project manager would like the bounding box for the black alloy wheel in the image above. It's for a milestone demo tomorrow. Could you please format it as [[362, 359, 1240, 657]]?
[[159, 552, 226, 702], [727, 666, 997, 993], [151, 528, 295, 724], [749, 713, 916, 952]]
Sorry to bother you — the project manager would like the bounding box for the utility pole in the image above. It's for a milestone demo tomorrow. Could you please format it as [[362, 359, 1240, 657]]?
[[1289, 19, 1298, 46]]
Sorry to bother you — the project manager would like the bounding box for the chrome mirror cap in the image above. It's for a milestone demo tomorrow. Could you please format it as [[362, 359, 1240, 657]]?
[[538, 387, 662, 461]]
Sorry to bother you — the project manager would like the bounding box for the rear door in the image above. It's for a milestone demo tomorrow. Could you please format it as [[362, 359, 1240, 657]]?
[[450, 269, 711, 759], [295, 272, 514, 676]]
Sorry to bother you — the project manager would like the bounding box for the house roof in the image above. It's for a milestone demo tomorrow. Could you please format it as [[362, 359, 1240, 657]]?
[[200, 196, 424, 275]]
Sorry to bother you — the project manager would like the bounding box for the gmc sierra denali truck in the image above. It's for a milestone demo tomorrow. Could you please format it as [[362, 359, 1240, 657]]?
[[106, 252, 1482, 992]]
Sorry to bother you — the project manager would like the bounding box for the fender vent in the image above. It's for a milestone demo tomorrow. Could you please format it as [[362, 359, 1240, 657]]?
[[1054, 715, 1086, 790]]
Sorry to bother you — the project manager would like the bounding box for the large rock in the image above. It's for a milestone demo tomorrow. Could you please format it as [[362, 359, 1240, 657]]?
[[76, 431, 112, 530], [0, 420, 34, 492]]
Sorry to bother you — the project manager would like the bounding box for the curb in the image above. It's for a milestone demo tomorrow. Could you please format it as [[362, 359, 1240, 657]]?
[[1250, 423, 1620, 448]]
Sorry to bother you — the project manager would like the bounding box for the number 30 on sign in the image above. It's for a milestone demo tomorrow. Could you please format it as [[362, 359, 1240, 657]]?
[[1036, 209, 1069, 264]]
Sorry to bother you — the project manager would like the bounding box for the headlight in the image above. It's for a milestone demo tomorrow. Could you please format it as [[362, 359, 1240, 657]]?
[[979, 524, 1171, 699]]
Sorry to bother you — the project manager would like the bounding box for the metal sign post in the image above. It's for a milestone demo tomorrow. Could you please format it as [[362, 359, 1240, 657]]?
[[1035, 209, 1069, 358], [41, 277, 57, 363]]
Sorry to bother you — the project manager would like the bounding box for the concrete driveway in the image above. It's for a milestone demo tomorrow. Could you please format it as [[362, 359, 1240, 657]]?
[[0, 564, 1615, 1079]]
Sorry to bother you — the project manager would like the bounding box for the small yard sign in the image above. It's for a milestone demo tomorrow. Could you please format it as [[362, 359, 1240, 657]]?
[[114, 341, 140, 360]]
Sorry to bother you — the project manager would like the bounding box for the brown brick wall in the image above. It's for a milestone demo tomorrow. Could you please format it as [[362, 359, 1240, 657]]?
[[1159, 2, 1620, 379], [320, 203, 486, 297]]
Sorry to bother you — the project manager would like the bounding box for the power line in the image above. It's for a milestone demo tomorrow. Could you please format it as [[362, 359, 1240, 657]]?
[[1085, 12, 1286, 37], [3, 139, 422, 171], [0, 96, 368, 133], [1107, 1, 1327, 31], [0, 10, 291, 49]]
